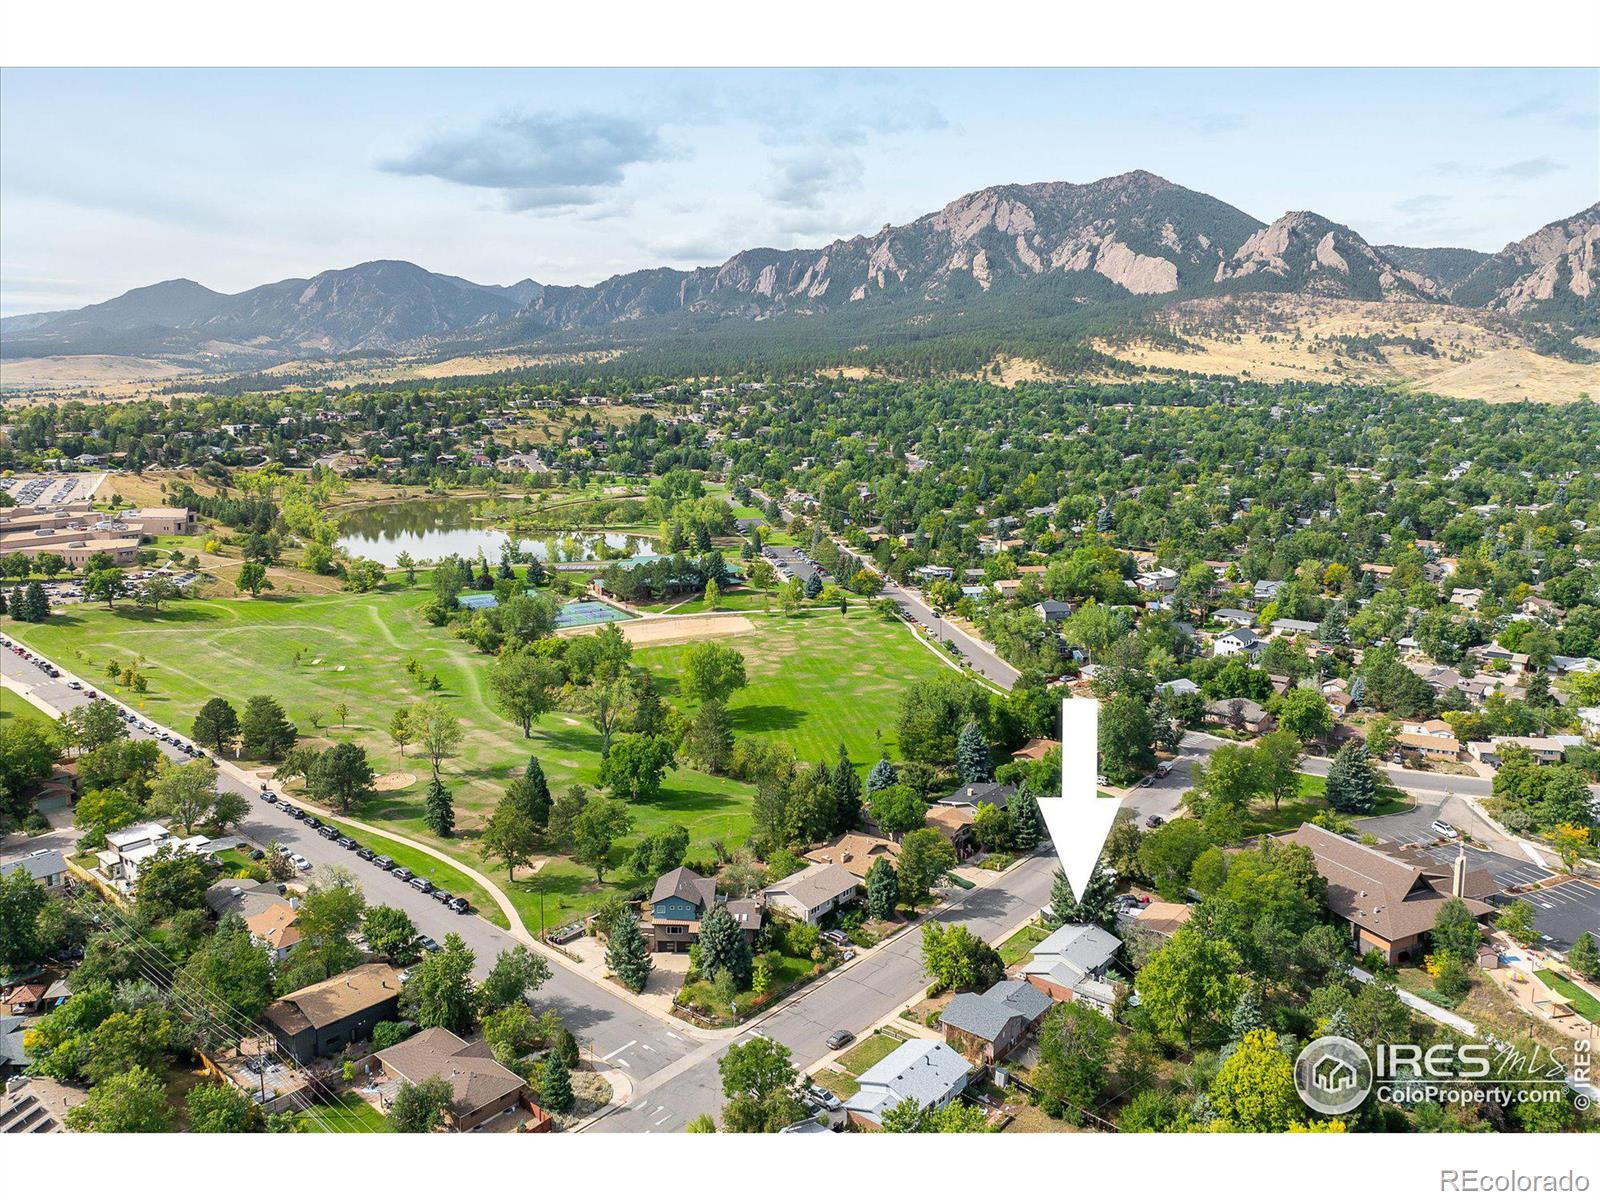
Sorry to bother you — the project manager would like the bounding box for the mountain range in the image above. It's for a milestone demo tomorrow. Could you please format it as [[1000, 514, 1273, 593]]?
[[3, 171, 1595, 369]]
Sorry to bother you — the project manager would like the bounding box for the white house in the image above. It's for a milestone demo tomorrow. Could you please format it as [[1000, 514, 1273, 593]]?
[[1213, 628, 1263, 661], [95, 822, 209, 894], [842, 1039, 971, 1128], [761, 862, 859, 925]]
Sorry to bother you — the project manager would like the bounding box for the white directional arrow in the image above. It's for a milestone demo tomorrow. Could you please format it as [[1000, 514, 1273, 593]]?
[[1037, 697, 1121, 902]]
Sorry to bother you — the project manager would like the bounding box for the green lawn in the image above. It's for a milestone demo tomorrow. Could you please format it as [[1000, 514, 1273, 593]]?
[[292, 1091, 390, 1133], [0, 686, 58, 725], [835, 1031, 906, 1076], [1536, 970, 1600, 1022], [1238, 773, 1409, 837], [634, 607, 946, 768], [999, 922, 1050, 966], [4, 584, 947, 933]]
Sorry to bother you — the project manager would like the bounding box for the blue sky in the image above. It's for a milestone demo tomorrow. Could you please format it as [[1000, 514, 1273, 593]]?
[[1, 67, 1595, 315]]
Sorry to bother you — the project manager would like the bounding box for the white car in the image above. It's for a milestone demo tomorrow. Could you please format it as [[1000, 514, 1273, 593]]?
[[290, 853, 312, 871], [1429, 819, 1458, 840]]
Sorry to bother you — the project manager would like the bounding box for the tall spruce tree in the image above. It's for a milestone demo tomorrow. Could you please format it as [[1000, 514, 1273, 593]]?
[[606, 908, 653, 993], [697, 903, 753, 990], [514, 756, 553, 825], [830, 744, 862, 833], [955, 719, 992, 785], [424, 777, 456, 837], [1010, 783, 1043, 850], [865, 856, 899, 920], [1047, 863, 1118, 931], [866, 757, 898, 795], [540, 1046, 574, 1113], [1325, 741, 1378, 814]]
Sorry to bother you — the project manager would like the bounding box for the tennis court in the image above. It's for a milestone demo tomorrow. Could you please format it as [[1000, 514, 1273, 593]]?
[[554, 599, 635, 628]]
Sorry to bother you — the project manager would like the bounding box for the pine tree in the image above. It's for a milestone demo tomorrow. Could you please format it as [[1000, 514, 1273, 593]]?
[[1569, 931, 1600, 982], [866, 757, 898, 795], [697, 903, 753, 990], [1047, 863, 1118, 931], [1010, 783, 1042, 850], [539, 1047, 574, 1113], [606, 908, 653, 993], [1318, 1007, 1356, 1039], [424, 777, 455, 837], [830, 744, 862, 833], [802, 573, 822, 599], [554, 1025, 580, 1068], [1230, 988, 1265, 1039], [23, 581, 49, 622], [525, 556, 546, 586], [955, 719, 992, 785], [865, 856, 899, 920], [1325, 741, 1378, 814], [1349, 677, 1366, 709]]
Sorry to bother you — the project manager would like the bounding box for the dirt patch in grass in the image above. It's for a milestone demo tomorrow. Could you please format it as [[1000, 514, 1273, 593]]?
[[621, 614, 754, 646], [373, 772, 416, 792]]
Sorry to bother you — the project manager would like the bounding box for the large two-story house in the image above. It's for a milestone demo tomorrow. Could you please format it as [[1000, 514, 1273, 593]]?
[[642, 867, 762, 954]]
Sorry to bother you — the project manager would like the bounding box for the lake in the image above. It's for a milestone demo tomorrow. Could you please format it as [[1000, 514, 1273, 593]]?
[[335, 498, 655, 568]]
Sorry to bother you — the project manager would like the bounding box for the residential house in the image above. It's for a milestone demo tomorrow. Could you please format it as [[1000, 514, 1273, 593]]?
[[262, 963, 403, 1063], [1018, 923, 1122, 1008], [1394, 731, 1464, 762], [244, 902, 303, 962], [1450, 588, 1485, 611], [1253, 580, 1285, 603], [1157, 678, 1200, 697], [1012, 738, 1061, 761], [1123, 901, 1193, 941], [1205, 697, 1275, 734], [376, 1026, 541, 1132], [1270, 618, 1319, 638], [842, 1038, 972, 1129], [0, 1077, 87, 1133], [1579, 707, 1600, 739], [1034, 599, 1072, 625], [939, 979, 1052, 1064], [642, 867, 762, 954], [94, 822, 210, 894], [205, 878, 287, 921], [803, 833, 899, 881], [1278, 824, 1496, 965], [762, 862, 860, 926], [1213, 628, 1263, 661], [0, 849, 67, 892], [1213, 608, 1256, 627], [1467, 737, 1565, 767]]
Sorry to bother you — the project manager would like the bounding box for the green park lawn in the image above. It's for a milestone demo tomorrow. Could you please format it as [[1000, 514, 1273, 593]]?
[[1, 685, 58, 726], [4, 582, 946, 933], [1237, 772, 1409, 838], [320, 817, 505, 929], [634, 606, 944, 767]]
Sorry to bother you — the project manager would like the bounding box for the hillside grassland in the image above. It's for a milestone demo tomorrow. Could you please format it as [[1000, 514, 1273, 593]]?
[[4, 583, 948, 931]]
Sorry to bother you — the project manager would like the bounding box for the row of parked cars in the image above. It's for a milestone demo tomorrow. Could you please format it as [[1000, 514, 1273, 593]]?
[[263, 792, 472, 916], [4, 637, 62, 679]]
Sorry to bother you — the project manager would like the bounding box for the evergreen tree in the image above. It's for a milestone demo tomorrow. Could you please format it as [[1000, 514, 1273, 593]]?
[[697, 903, 753, 990], [829, 744, 862, 833], [802, 572, 822, 599], [1010, 783, 1043, 850], [1318, 1007, 1356, 1039], [866, 757, 898, 795], [540, 1046, 574, 1113], [606, 908, 653, 993], [1349, 677, 1366, 709], [865, 856, 899, 920], [1325, 741, 1378, 814], [955, 719, 992, 785], [424, 777, 455, 837], [1569, 931, 1600, 982], [1046, 863, 1118, 931], [517, 756, 553, 825], [23, 581, 48, 622], [525, 556, 546, 586]]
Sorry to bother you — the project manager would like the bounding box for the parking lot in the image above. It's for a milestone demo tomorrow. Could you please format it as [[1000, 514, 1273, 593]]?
[[0, 472, 106, 508], [1403, 841, 1599, 953]]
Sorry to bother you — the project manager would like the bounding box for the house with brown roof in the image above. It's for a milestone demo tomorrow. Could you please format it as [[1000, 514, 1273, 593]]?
[[642, 867, 762, 953], [1278, 823, 1496, 965], [1394, 731, 1463, 762], [803, 832, 899, 881], [262, 963, 402, 1063], [375, 1026, 541, 1132], [244, 901, 302, 962]]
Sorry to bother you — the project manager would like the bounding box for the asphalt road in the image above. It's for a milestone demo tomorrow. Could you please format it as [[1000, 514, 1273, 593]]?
[[1, 639, 690, 1087], [880, 582, 1020, 689]]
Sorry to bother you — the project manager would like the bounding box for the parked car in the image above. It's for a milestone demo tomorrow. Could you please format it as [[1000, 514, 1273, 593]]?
[[336, 836, 357, 850], [373, 855, 395, 870], [1145, 814, 1165, 829], [825, 1030, 854, 1050], [409, 877, 434, 894], [284, 805, 304, 819], [417, 935, 441, 954], [822, 930, 849, 946], [432, 890, 454, 905], [806, 1086, 842, 1112], [318, 826, 339, 841], [1430, 819, 1459, 839], [248, 848, 265, 861], [289, 854, 311, 871], [448, 897, 470, 915], [390, 866, 413, 881], [548, 923, 584, 945], [355, 847, 376, 862]]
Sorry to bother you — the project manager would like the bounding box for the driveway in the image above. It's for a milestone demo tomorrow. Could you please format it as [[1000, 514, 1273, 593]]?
[[1354, 793, 1521, 859]]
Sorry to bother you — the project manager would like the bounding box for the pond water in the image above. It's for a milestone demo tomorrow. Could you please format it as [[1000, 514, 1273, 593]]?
[[335, 498, 655, 568]]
